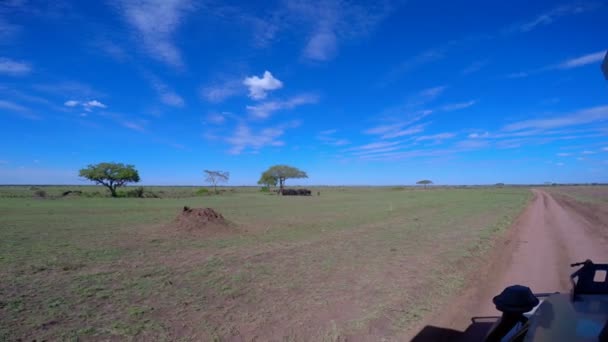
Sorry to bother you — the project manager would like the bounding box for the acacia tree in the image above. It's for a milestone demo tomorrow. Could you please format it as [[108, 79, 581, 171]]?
[[204, 170, 230, 194], [416, 179, 433, 189], [261, 165, 308, 195], [79, 162, 140, 197], [257, 170, 278, 190]]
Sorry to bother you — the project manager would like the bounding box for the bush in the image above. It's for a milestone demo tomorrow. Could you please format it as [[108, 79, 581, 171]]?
[[195, 188, 209, 196], [124, 187, 145, 198], [33, 189, 47, 198], [260, 186, 270, 192]]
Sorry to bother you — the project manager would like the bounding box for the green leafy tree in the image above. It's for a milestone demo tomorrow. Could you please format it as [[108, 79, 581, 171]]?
[[260, 165, 308, 195], [257, 170, 278, 190], [204, 170, 230, 194], [79, 162, 140, 197], [416, 179, 433, 189]]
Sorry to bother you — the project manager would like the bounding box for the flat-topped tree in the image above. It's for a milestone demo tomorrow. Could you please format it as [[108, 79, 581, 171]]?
[[204, 170, 229, 194], [261, 165, 308, 195], [79, 162, 140, 197], [416, 179, 433, 189]]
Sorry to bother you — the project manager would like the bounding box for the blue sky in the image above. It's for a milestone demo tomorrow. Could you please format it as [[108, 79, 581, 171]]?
[[1, 0, 607, 185]]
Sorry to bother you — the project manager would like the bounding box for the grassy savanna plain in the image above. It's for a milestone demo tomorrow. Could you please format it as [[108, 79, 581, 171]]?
[[1, 186, 531, 341]]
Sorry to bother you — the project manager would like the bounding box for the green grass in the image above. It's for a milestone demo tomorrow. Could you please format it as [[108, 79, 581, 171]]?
[[0, 186, 531, 340]]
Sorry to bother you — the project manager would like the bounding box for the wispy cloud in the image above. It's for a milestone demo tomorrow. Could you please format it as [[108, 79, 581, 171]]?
[[93, 39, 129, 62], [420, 86, 447, 99], [204, 112, 228, 125], [416, 132, 456, 142], [462, 60, 488, 75], [99, 111, 148, 132], [503, 105, 608, 131], [317, 129, 349, 146], [226, 121, 300, 154], [0, 99, 39, 120], [0, 57, 31, 76], [441, 100, 477, 111], [113, 0, 195, 68], [285, 0, 396, 62], [379, 35, 489, 86], [246, 94, 318, 119], [557, 153, 572, 157], [468, 132, 489, 139], [582, 150, 595, 155], [506, 3, 600, 34], [364, 109, 432, 140], [346, 140, 402, 152], [121, 120, 147, 132], [507, 50, 606, 78], [200, 78, 243, 103], [556, 50, 606, 69], [144, 72, 185, 107], [243, 71, 283, 100]]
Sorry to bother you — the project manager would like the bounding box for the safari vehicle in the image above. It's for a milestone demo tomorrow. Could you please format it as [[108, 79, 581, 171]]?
[[483, 260, 608, 341]]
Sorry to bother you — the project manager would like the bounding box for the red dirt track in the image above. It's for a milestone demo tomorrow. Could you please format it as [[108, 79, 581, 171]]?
[[410, 189, 608, 341]]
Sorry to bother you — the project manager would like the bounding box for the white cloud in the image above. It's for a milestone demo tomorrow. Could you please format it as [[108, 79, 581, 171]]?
[[556, 162, 565, 166], [64, 99, 107, 112], [226, 121, 299, 154], [0, 99, 27, 112], [0, 99, 39, 119], [243, 71, 283, 100], [503, 105, 608, 131], [416, 133, 456, 142], [145, 72, 185, 107], [441, 100, 477, 111], [380, 124, 426, 139], [285, 0, 394, 62], [557, 153, 571, 157], [304, 31, 337, 61], [364, 122, 427, 140], [419, 86, 447, 99], [603, 147, 608, 152], [121, 120, 146, 132], [205, 113, 227, 125], [346, 141, 402, 152], [0, 57, 31, 76], [246, 94, 318, 119], [83, 100, 107, 111], [508, 4, 598, 33], [200, 79, 242, 103], [316, 129, 349, 146], [468, 132, 489, 139], [160, 92, 184, 107], [114, 0, 195, 67], [556, 51, 606, 70], [582, 150, 595, 155]]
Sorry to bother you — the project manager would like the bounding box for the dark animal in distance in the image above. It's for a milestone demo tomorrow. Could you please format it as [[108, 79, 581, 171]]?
[[282, 189, 312, 196]]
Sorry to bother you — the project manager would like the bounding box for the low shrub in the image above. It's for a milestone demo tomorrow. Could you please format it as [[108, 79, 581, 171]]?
[[195, 188, 209, 196], [33, 189, 47, 198], [260, 186, 270, 192]]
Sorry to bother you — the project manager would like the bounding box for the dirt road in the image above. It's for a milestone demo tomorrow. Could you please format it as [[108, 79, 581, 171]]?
[[409, 189, 608, 340]]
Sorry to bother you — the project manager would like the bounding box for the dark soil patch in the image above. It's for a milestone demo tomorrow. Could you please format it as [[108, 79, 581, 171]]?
[[168, 206, 237, 237]]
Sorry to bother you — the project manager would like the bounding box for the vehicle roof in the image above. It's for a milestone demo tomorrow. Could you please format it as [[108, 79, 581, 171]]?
[[524, 293, 608, 341]]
